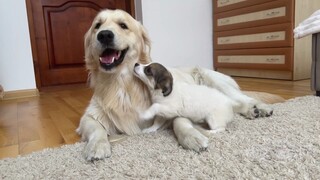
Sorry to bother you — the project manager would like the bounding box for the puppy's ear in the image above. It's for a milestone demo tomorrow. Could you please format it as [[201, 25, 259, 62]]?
[[155, 78, 172, 97], [161, 81, 173, 97], [154, 68, 173, 97]]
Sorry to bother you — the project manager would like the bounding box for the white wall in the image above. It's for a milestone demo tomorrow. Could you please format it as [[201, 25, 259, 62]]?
[[0, 1, 212, 92], [0, 0, 36, 91], [141, 0, 213, 69]]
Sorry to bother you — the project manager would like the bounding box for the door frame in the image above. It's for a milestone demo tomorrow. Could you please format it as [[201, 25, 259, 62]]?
[[25, 0, 136, 89], [26, 0, 41, 88]]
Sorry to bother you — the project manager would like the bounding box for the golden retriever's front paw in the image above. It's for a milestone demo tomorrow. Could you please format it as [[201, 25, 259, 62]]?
[[84, 138, 111, 161]]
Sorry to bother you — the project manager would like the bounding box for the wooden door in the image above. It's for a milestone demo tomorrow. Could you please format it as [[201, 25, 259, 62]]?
[[26, 0, 134, 88]]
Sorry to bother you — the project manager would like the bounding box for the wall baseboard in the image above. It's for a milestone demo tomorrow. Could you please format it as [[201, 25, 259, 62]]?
[[0, 85, 4, 99], [1, 89, 39, 100]]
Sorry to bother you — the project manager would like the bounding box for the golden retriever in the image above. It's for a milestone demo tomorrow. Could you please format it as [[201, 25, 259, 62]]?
[[76, 9, 282, 161]]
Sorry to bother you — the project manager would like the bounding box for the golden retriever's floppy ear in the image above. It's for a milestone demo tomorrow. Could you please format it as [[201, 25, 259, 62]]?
[[84, 30, 92, 56], [83, 27, 98, 88], [138, 22, 152, 63], [141, 24, 151, 50], [83, 29, 95, 67]]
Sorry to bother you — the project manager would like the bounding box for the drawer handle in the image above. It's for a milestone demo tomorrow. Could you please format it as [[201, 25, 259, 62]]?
[[220, 57, 230, 62], [266, 35, 280, 40], [219, 0, 230, 5], [220, 38, 230, 43], [266, 11, 280, 17], [220, 19, 230, 24], [266, 58, 280, 62]]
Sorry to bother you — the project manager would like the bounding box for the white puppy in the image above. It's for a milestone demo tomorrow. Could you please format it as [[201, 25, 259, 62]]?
[[134, 62, 238, 133]]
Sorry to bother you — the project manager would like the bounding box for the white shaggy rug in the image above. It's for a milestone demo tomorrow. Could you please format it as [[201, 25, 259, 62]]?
[[1, 96, 319, 179]]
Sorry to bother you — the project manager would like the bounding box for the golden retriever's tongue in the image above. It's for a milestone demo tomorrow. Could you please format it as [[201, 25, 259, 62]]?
[[100, 50, 120, 65]]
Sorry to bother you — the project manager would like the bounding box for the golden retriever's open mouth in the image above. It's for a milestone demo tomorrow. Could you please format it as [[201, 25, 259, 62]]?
[[99, 47, 129, 70]]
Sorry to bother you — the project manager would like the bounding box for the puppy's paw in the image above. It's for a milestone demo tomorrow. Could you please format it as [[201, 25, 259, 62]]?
[[256, 103, 273, 117], [142, 127, 159, 133], [178, 128, 208, 152], [83, 138, 111, 161], [208, 128, 225, 134], [241, 105, 260, 120], [241, 104, 274, 119], [139, 111, 154, 121]]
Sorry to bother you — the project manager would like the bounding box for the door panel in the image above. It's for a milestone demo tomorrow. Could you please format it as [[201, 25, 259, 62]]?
[[26, 0, 134, 87], [44, 4, 98, 67]]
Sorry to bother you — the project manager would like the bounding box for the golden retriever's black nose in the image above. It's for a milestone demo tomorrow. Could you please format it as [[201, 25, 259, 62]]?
[[134, 63, 139, 67], [97, 30, 114, 45]]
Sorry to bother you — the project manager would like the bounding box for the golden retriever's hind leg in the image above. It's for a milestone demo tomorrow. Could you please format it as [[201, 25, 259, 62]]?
[[173, 117, 208, 152]]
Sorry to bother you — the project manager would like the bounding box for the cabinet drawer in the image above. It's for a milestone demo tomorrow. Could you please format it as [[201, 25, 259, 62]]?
[[214, 0, 293, 31], [215, 23, 293, 49], [214, 48, 292, 70], [214, 0, 274, 13]]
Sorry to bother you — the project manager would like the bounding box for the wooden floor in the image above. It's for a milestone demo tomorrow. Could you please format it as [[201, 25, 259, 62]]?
[[234, 77, 313, 99], [0, 78, 314, 159]]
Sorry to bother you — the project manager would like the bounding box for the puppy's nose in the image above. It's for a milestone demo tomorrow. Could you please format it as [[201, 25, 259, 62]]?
[[134, 63, 139, 67], [97, 30, 114, 45]]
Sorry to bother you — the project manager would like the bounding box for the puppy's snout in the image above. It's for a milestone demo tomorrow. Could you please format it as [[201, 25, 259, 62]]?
[[97, 30, 114, 45], [134, 63, 140, 67]]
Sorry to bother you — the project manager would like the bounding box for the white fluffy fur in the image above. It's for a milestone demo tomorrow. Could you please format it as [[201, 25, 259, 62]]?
[[134, 63, 237, 133], [77, 9, 277, 161]]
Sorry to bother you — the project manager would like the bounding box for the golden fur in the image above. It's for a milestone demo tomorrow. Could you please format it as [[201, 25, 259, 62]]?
[[80, 9, 153, 136], [77, 9, 283, 161]]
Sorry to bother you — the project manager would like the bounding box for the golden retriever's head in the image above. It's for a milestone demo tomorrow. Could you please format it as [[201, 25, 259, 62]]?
[[84, 9, 151, 75]]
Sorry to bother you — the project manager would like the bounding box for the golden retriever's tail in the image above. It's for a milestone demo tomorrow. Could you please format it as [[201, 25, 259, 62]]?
[[243, 91, 285, 104]]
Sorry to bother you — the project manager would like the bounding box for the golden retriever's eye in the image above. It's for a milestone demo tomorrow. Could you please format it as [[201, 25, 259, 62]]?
[[144, 67, 152, 76], [94, 22, 101, 29], [119, 22, 128, 29]]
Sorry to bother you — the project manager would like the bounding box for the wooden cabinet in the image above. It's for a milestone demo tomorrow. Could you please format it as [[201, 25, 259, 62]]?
[[213, 0, 320, 80]]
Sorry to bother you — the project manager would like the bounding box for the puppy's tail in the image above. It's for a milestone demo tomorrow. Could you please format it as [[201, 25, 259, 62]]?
[[191, 67, 240, 91]]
